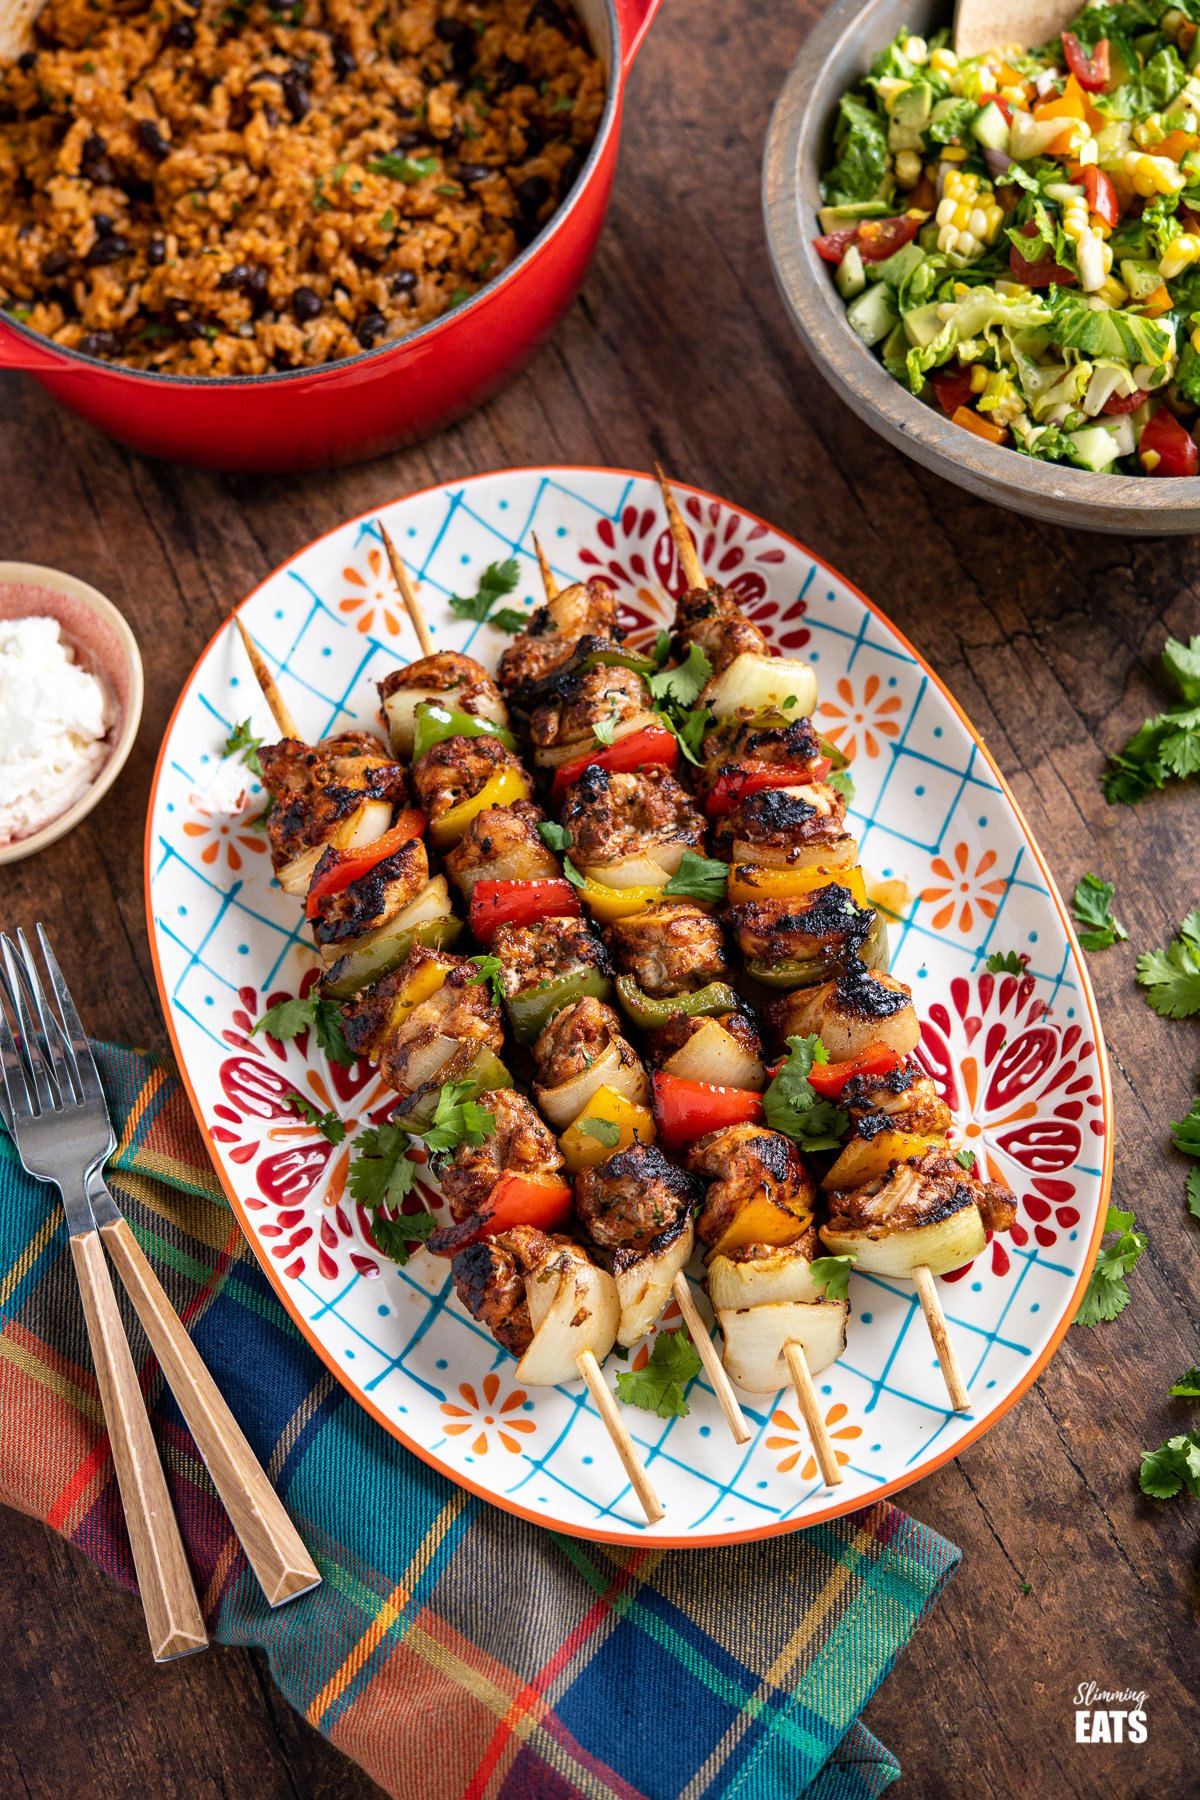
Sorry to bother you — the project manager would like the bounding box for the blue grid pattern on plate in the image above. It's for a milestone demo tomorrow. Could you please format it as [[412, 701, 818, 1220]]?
[[148, 469, 1106, 1538]]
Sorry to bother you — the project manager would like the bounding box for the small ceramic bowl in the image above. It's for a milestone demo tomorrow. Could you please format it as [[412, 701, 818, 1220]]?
[[0, 562, 144, 866]]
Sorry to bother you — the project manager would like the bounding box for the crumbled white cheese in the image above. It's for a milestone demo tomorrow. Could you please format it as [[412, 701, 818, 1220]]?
[[0, 616, 113, 845]]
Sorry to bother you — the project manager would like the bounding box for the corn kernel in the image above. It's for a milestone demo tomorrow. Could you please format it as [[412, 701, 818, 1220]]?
[[1158, 233, 1200, 278], [1000, 85, 1025, 104], [902, 35, 928, 62], [1124, 150, 1186, 196], [1142, 448, 1162, 472], [970, 365, 989, 392], [1190, 323, 1200, 352], [929, 47, 958, 73], [940, 145, 968, 161], [1098, 276, 1129, 306]]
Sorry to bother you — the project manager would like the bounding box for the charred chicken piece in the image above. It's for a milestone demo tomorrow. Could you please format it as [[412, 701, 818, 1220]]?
[[824, 1146, 1017, 1237], [491, 915, 612, 997], [700, 714, 822, 780], [410, 733, 522, 824], [840, 1058, 953, 1143], [575, 1144, 698, 1255], [450, 1225, 571, 1356], [341, 945, 503, 1078], [560, 764, 706, 871], [642, 1007, 762, 1069], [378, 651, 504, 717], [438, 1090, 565, 1222], [258, 733, 407, 870], [443, 798, 560, 899], [763, 964, 920, 1061], [674, 583, 770, 677], [729, 885, 875, 965], [497, 578, 623, 698], [310, 837, 429, 949], [605, 902, 730, 997], [528, 665, 649, 759], [687, 1125, 811, 1251], [709, 782, 848, 862], [530, 996, 629, 1089]]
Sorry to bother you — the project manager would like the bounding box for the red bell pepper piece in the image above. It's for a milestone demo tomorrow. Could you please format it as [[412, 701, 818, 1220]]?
[[651, 1070, 764, 1149], [1009, 222, 1077, 288], [550, 724, 679, 806], [305, 809, 426, 918], [1061, 31, 1110, 94], [705, 757, 832, 818], [805, 1042, 907, 1098], [1083, 166, 1119, 229], [426, 1171, 574, 1256], [1138, 407, 1199, 477], [469, 877, 582, 945], [813, 213, 920, 267], [928, 365, 976, 417]]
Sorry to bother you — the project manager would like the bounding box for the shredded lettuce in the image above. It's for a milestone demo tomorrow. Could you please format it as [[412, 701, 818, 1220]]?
[[821, 95, 889, 207], [905, 286, 1055, 391], [1175, 341, 1200, 404], [1105, 46, 1187, 118], [1046, 289, 1175, 366]]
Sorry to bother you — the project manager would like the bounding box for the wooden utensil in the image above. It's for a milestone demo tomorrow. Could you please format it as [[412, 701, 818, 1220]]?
[[953, 0, 1079, 59]]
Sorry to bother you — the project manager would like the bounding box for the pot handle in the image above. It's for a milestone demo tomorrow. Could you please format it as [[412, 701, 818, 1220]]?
[[0, 325, 83, 374], [616, 0, 661, 72]]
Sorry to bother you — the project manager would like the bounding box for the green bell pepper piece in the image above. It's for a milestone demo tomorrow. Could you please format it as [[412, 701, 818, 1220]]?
[[614, 974, 741, 1029], [746, 910, 889, 990], [387, 1046, 512, 1133], [412, 701, 516, 762], [505, 965, 613, 1046], [320, 914, 463, 1003]]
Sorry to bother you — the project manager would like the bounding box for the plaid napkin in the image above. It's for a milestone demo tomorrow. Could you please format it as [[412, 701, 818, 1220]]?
[[0, 1044, 959, 1799]]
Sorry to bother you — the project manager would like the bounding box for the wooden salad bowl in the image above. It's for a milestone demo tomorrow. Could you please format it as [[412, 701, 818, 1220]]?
[[763, 0, 1200, 535]]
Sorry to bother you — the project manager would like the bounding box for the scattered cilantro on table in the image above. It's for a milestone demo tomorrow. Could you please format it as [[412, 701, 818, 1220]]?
[[224, 717, 263, 779], [663, 850, 728, 905], [1074, 1204, 1148, 1327], [1136, 908, 1200, 1019], [1103, 633, 1200, 804], [763, 1035, 849, 1153], [447, 558, 521, 627], [1171, 1097, 1200, 1160], [1169, 1367, 1200, 1398], [810, 1254, 856, 1302], [253, 993, 354, 1068], [615, 1327, 703, 1419], [1140, 1430, 1200, 1501], [985, 950, 1027, 975], [286, 1093, 347, 1145], [1072, 874, 1127, 951], [1188, 1168, 1200, 1223]]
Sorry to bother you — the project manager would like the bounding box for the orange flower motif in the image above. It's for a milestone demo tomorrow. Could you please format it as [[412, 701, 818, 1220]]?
[[921, 842, 1008, 934], [765, 1401, 861, 1478], [182, 798, 267, 874], [819, 673, 902, 760], [440, 1371, 536, 1456], [338, 544, 403, 637]]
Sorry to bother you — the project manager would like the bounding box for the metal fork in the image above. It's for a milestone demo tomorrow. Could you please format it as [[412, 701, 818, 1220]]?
[[0, 929, 319, 1648]]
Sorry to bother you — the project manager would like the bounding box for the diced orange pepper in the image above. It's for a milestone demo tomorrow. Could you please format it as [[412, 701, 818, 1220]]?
[[1181, 19, 1198, 51], [1157, 129, 1197, 163], [997, 62, 1025, 88], [1034, 74, 1086, 122], [952, 405, 1007, 446], [1139, 285, 1174, 317]]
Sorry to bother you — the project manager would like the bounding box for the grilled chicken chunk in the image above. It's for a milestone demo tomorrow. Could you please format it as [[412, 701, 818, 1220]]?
[[438, 1090, 564, 1222], [824, 1147, 1017, 1237], [531, 997, 631, 1089], [529, 665, 648, 758], [378, 651, 504, 718], [497, 578, 623, 697], [560, 764, 706, 870], [729, 886, 875, 965], [642, 1007, 761, 1069], [575, 1144, 698, 1255], [443, 798, 559, 899], [450, 1225, 570, 1356], [605, 902, 730, 996], [700, 715, 823, 781], [341, 945, 503, 1074], [492, 915, 612, 996], [763, 965, 920, 1061], [258, 733, 407, 870], [310, 837, 429, 949], [688, 1125, 810, 1250], [710, 782, 848, 862], [675, 584, 770, 677], [410, 734, 522, 823], [841, 1059, 953, 1143]]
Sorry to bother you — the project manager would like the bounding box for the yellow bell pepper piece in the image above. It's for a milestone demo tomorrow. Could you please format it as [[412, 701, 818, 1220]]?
[[381, 955, 456, 1047], [428, 765, 531, 850], [822, 1130, 941, 1194], [707, 1192, 813, 1259], [559, 1084, 656, 1172], [572, 869, 666, 924], [727, 862, 868, 906]]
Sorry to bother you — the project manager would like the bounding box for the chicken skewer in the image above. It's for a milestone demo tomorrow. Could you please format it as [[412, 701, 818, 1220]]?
[[657, 468, 1012, 1414], [233, 607, 665, 1523]]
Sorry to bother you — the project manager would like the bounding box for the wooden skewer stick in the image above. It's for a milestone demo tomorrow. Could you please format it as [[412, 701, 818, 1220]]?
[[378, 522, 435, 659], [783, 1343, 843, 1488], [234, 616, 300, 741], [654, 463, 707, 592], [532, 532, 559, 601], [671, 1274, 751, 1446], [575, 1348, 664, 1525], [912, 1263, 971, 1413]]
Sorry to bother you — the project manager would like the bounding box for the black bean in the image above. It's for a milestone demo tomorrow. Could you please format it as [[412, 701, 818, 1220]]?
[[395, 130, 426, 151], [93, 213, 114, 236], [246, 265, 270, 313], [332, 41, 355, 79], [526, 0, 565, 26], [41, 249, 70, 278], [282, 73, 309, 122], [512, 213, 537, 249], [85, 235, 130, 267], [434, 17, 473, 43], [217, 261, 251, 290], [451, 41, 475, 81], [493, 57, 528, 91], [515, 174, 550, 215], [17, 50, 36, 72], [146, 237, 166, 266], [355, 308, 386, 347], [289, 56, 311, 78], [457, 163, 492, 185], [291, 285, 322, 321], [79, 331, 117, 356], [80, 134, 114, 185], [16, 223, 32, 240], [560, 149, 585, 193], [390, 270, 417, 295], [264, 105, 280, 128], [522, 124, 545, 158], [164, 18, 195, 48], [137, 118, 170, 161]]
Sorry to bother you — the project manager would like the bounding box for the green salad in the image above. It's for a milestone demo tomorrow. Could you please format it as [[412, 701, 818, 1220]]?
[[816, 3, 1200, 476]]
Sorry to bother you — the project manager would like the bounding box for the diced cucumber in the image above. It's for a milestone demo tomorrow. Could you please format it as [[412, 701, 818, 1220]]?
[[818, 199, 890, 234], [845, 281, 899, 346], [901, 300, 945, 347], [871, 240, 925, 286], [835, 244, 867, 299], [1067, 422, 1123, 472], [971, 100, 1010, 152], [1120, 258, 1167, 299]]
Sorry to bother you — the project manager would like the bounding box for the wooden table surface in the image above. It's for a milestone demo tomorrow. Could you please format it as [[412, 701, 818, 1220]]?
[[2, 2, 1198, 1794]]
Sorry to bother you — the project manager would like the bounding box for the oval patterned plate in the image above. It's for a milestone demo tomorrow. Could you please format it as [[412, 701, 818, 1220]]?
[[145, 468, 1113, 1546]]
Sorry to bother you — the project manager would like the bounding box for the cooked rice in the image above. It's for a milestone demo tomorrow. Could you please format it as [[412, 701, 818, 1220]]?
[[0, 0, 604, 374]]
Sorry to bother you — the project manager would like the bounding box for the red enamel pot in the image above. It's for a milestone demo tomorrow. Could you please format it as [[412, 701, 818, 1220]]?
[[0, 0, 658, 473]]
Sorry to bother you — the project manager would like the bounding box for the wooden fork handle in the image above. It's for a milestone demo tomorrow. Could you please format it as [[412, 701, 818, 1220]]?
[[68, 1230, 208, 1661], [99, 1214, 321, 1606]]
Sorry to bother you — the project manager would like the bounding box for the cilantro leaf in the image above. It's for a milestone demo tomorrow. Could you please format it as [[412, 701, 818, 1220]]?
[[1104, 635, 1200, 804], [810, 1253, 855, 1302], [1072, 874, 1127, 952], [419, 1080, 497, 1155], [467, 953, 505, 1007], [592, 710, 618, 747], [253, 994, 355, 1068], [1188, 1166, 1200, 1221], [614, 1327, 702, 1418], [488, 606, 529, 635], [367, 152, 439, 181], [347, 1123, 419, 1211], [578, 1116, 620, 1148], [1139, 1430, 1200, 1500], [646, 643, 712, 710], [367, 1209, 440, 1266], [447, 558, 521, 626], [1162, 632, 1200, 706], [763, 1034, 849, 1152], [537, 820, 573, 853], [224, 717, 263, 779], [1136, 909, 1200, 1019], [561, 855, 586, 889], [1170, 1098, 1200, 1159], [286, 1093, 347, 1145], [955, 1148, 976, 1171], [1074, 1202, 1148, 1328], [663, 850, 728, 905], [818, 736, 855, 804], [653, 629, 672, 668], [1169, 1367, 1200, 1398], [653, 701, 711, 766], [986, 950, 1027, 975]]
